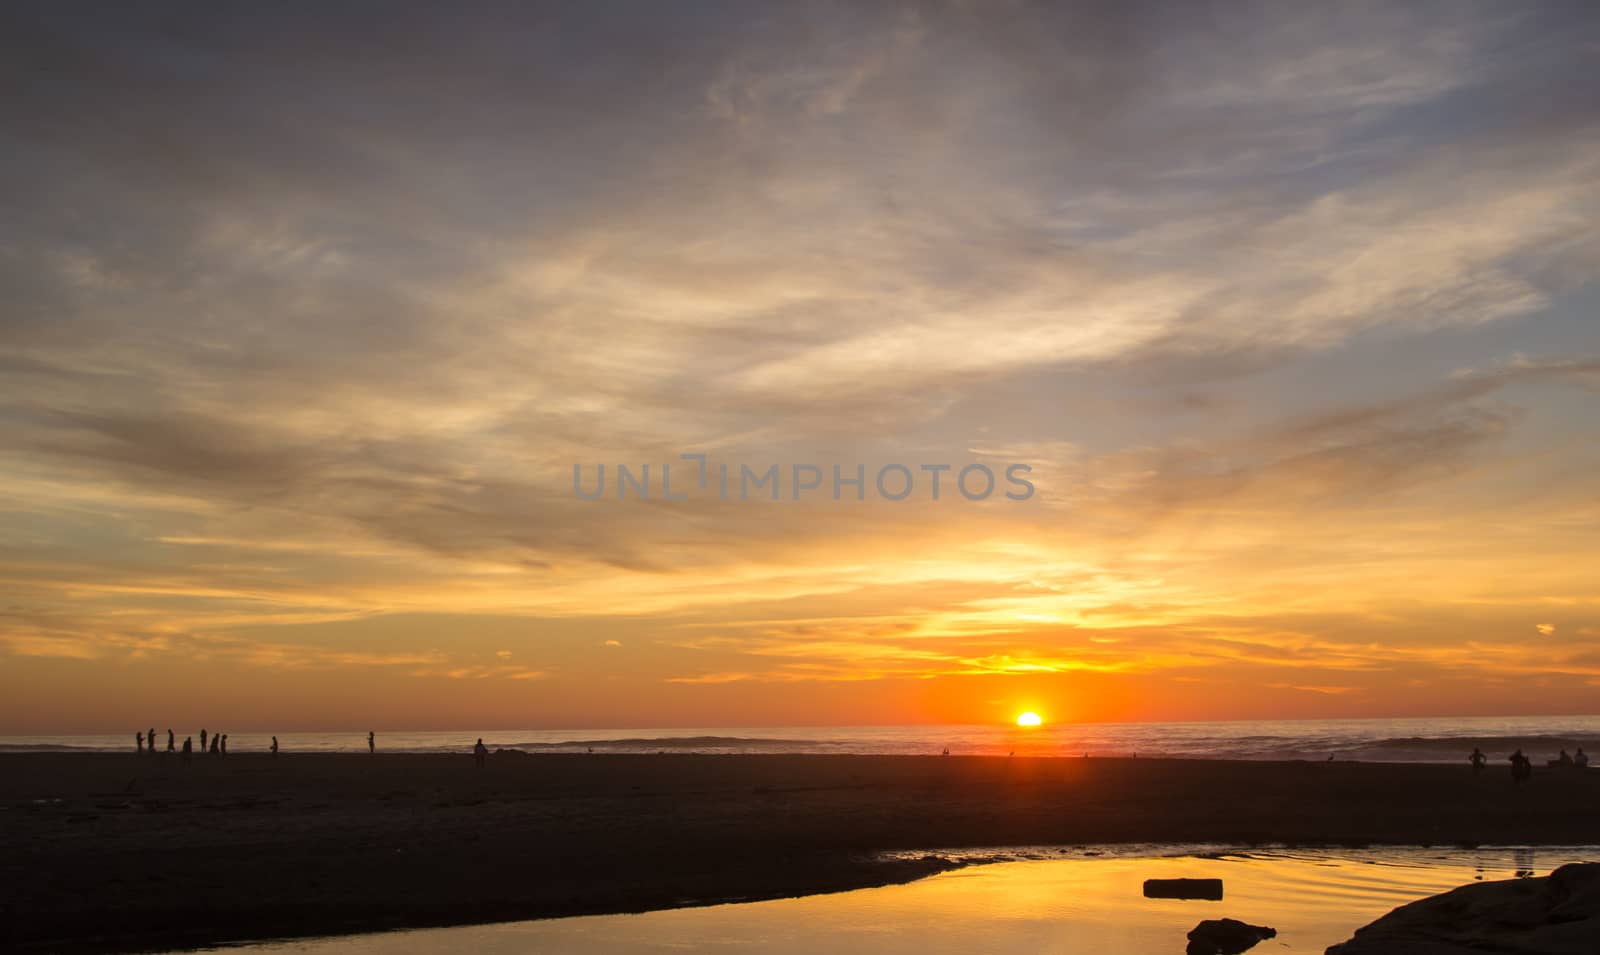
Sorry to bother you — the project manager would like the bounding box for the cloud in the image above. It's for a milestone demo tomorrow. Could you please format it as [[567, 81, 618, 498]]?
[[1265, 684, 1360, 696], [0, 2, 1596, 721], [427, 665, 545, 681]]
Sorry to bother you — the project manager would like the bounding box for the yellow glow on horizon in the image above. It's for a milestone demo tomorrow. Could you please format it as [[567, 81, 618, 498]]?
[[1016, 711, 1043, 727]]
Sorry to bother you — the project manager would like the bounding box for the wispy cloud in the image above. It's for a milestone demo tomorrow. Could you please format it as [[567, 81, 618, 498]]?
[[0, 1, 1596, 725]]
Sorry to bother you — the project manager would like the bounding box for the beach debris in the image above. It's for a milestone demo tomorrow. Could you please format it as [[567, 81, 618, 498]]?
[[1327, 862, 1600, 954], [1144, 877, 1223, 900], [1185, 918, 1275, 954]]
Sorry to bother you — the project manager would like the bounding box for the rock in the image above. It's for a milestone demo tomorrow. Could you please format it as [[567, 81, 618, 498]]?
[[1325, 862, 1600, 954], [1145, 877, 1224, 900], [1186, 917, 1276, 954]]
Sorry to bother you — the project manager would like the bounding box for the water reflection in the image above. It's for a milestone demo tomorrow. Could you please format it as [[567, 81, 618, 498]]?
[[213, 847, 1595, 955], [1514, 846, 1537, 878]]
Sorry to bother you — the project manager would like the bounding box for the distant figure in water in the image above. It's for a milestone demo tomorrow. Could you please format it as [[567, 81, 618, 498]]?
[[941, 747, 949, 756], [136, 731, 144, 754], [1509, 749, 1531, 784], [220, 734, 228, 757], [200, 728, 207, 752], [167, 729, 175, 753], [1469, 748, 1487, 772], [368, 731, 375, 754], [209, 734, 220, 755], [182, 736, 192, 760], [474, 738, 488, 767], [271, 736, 279, 757], [1576, 748, 1589, 769]]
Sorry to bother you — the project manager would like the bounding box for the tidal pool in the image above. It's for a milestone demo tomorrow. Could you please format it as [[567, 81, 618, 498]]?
[[211, 846, 1595, 954]]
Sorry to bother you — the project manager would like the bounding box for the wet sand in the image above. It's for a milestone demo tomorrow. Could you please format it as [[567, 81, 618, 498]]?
[[2, 752, 1595, 953]]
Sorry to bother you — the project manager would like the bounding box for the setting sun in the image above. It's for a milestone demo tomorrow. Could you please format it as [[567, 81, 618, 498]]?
[[1016, 712, 1043, 727]]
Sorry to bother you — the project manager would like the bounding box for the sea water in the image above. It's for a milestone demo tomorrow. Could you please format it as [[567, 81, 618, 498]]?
[[11, 714, 1600, 763]]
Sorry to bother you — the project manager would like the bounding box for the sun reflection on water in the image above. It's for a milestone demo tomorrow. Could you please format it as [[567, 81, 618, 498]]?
[[229, 847, 1596, 955]]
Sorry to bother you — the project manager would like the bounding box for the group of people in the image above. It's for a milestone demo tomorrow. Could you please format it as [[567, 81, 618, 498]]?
[[133, 728, 175, 755], [1476, 746, 1589, 783], [1555, 747, 1589, 768], [135, 729, 282, 758], [135, 728, 237, 758], [130, 731, 499, 765], [135, 731, 397, 757]]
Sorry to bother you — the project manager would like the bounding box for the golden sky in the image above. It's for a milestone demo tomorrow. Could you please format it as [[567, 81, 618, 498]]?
[[1, 2, 1597, 731]]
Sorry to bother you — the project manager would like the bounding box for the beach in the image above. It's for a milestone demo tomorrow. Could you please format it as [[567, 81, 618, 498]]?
[[3, 752, 1597, 953]]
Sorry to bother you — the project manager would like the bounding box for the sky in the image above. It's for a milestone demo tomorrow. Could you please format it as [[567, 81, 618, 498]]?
[[1, 2, 1597, 732]]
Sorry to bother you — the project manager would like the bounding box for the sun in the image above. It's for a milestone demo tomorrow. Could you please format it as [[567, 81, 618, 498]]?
[[1016, 711, 1043, 727]]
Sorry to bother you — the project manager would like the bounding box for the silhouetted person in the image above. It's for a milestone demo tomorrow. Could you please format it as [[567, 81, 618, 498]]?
[[1510, 749, 1531, 784], [209, 734, 220, 755], [271, 736, 279, 757], [200, 728, 207, 751], [182, 736, 192, 760], [1558, 748, 1573, 767], [220, 734, 228, 757], [136, 732, 144, 754], [1469, 748, 1487, 772], [1576, 748, 1589, 769], [474, 738, 488, 767], [368, 731, 375, 754], [167, 729, 175, 753], [148, 727, 156, 755]]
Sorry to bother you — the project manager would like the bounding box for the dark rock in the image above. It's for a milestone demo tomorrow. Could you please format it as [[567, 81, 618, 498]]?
[[1326, 861, 1600, 954], [1145, 877, 1224, 900], [1186, 917, 1276, 954]]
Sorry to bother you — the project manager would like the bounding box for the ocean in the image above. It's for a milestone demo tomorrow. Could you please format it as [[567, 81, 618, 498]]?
[[7, 713, 1599, 764]]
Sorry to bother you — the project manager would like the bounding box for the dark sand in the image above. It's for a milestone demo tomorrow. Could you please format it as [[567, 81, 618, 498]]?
[[3, 752, 1596, 952]]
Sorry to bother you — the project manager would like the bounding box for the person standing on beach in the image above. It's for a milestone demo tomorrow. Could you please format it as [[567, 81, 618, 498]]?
[[209, 734, 219, 755], [182, 736, 192, 760], [148, 727, 156, 755], [1509, 749, 1531, 784], [473, 738, 488, 767], [136, 731, 144, 754], [368, 731, 375, 754], [167, 729, 175, 753], [220, 734, 228, 757], [1469, 748, 1487, 772], [200, 728, 207, 752], [271, 736, 279, 757]]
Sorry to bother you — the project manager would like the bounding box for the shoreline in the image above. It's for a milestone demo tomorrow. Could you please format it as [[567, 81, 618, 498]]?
[[4, 752, 1597, 953]]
